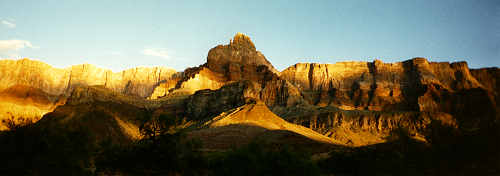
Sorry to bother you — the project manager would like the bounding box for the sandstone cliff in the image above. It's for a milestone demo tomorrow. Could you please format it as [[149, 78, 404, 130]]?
[[278, 58, 498, 145], [149, 33, 302, 107], [0, 58, 177, 129], [0, 58, 178, 98], [206, 32, 279, 75], [280, 58, 485, 110], [1, 33, 498, 148]]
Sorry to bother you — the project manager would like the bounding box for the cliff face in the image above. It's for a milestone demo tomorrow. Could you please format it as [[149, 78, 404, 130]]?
[[206, 32, 279, 75], [0, 58, 177, 129], [470, 68, 500, 119], [149, 33, 301, 107], [280, 58, 485, 111], [278, 58, 498, 145], [185, 81, 261, 121], [1, 33, 498, 147], [285, 107, 457, 146], [280, 59, 497, 120], [0, 58, 178, 98]]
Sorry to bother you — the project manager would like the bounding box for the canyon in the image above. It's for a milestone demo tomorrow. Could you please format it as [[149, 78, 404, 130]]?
[[0, 33, 498, 147]]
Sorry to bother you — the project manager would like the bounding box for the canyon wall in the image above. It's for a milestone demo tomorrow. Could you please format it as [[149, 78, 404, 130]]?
[[280, 58, 487, 111], [0, 58, 177, 98], [278, 58, 498, 145], [149, 33, 302, 107], [0, 58, 177, 129], [1, 33, 498, 146]]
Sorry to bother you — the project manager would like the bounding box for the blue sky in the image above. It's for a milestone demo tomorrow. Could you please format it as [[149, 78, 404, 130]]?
[[0, 0, 498, 71]]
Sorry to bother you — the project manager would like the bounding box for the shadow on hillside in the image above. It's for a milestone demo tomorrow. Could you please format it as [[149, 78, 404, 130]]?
[[188, 123, 345, 153], [318, 121, 500, 176], [1, 113, 499, 175]]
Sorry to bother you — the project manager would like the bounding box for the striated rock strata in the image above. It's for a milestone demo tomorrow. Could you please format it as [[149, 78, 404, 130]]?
[[1, 33, 498, 147], [0, 59, 177, 128], [149, 33, 302, 108], [0, 58, 178, 97]]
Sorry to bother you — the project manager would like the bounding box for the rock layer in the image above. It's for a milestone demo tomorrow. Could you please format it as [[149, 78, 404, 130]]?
[[279, 58, 498, 145], [1, 33, 498, 147], [206, 32, 279, 75], [280, 58, 486, 110], [149, 33, 301, 107], [0, 58, 178, 98], [0, 58, 177, 129]]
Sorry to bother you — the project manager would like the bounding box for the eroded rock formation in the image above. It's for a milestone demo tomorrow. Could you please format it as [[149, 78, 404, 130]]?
[[0, 59, 177, 97], [37, 85, 150, 144], [0, 59, 177, 128], [1, 33, 498, 147], [149, 33, 302, 107]]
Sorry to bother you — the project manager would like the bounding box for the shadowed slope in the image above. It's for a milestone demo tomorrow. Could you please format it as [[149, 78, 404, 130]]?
[[0, 85, 64, 130], [35, 86, 157, 144], [189, 101, 340, 151], [208, 101, 337, 144]]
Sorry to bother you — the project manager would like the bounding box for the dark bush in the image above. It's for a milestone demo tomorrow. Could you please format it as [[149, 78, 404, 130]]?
[[208, 141, 320, 176]]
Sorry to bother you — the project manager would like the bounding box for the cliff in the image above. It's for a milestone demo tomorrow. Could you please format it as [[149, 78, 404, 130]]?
[[0, 58, 177, 129], [278, 58, 498, 145], [0, 58, 178, 98], [280, 58, 486, 110], [149, 33, 302, 107], [1, 33, 498, 148], [206, 32, 279, 75]]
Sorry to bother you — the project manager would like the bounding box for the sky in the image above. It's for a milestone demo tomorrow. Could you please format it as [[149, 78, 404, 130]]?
[[0, 0, 499, 71]]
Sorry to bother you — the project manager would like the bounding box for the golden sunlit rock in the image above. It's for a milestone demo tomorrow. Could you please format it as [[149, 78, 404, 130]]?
[[0, 33, 498, 150], [0, 58, 177, 97], [0, 58, 177, 129]]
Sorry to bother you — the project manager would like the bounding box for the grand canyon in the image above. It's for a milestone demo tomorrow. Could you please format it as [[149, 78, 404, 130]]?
[[0, 33, 498, 175]]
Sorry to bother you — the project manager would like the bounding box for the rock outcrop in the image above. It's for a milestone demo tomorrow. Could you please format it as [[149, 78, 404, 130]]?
[[285, 106, 457, 146], [0, 58, 177, 129], [185, 81, 261, 121], [37, 86, 150, 144], [470, 68, 500, 119], [149, 33, 302, 107], [280, 58, 485, 110], [1, 33, 498, 148], [279, 58, 498, 145], [206, 32, 279, 75], [189, 101, 339, 150], [0, 58, 178, 98]]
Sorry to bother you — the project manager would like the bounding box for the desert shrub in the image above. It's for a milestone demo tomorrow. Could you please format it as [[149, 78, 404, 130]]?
[[0, 124, 95, 175], [208, 141, 320, 176], [95, 114, 206, 175], [424, 119, 500, 174], [1, 113, 39, 131]]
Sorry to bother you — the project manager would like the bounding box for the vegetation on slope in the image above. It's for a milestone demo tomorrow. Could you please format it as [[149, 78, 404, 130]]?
[[1, 112, 499, 176]]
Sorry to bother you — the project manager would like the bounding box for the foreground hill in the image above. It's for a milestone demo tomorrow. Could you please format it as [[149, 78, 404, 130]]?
[[35, 85, 160, 144], [190, 100, 339, 150]]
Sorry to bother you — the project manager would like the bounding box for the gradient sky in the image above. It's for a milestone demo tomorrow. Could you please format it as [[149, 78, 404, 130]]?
[[0, 0, 498, 71]]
